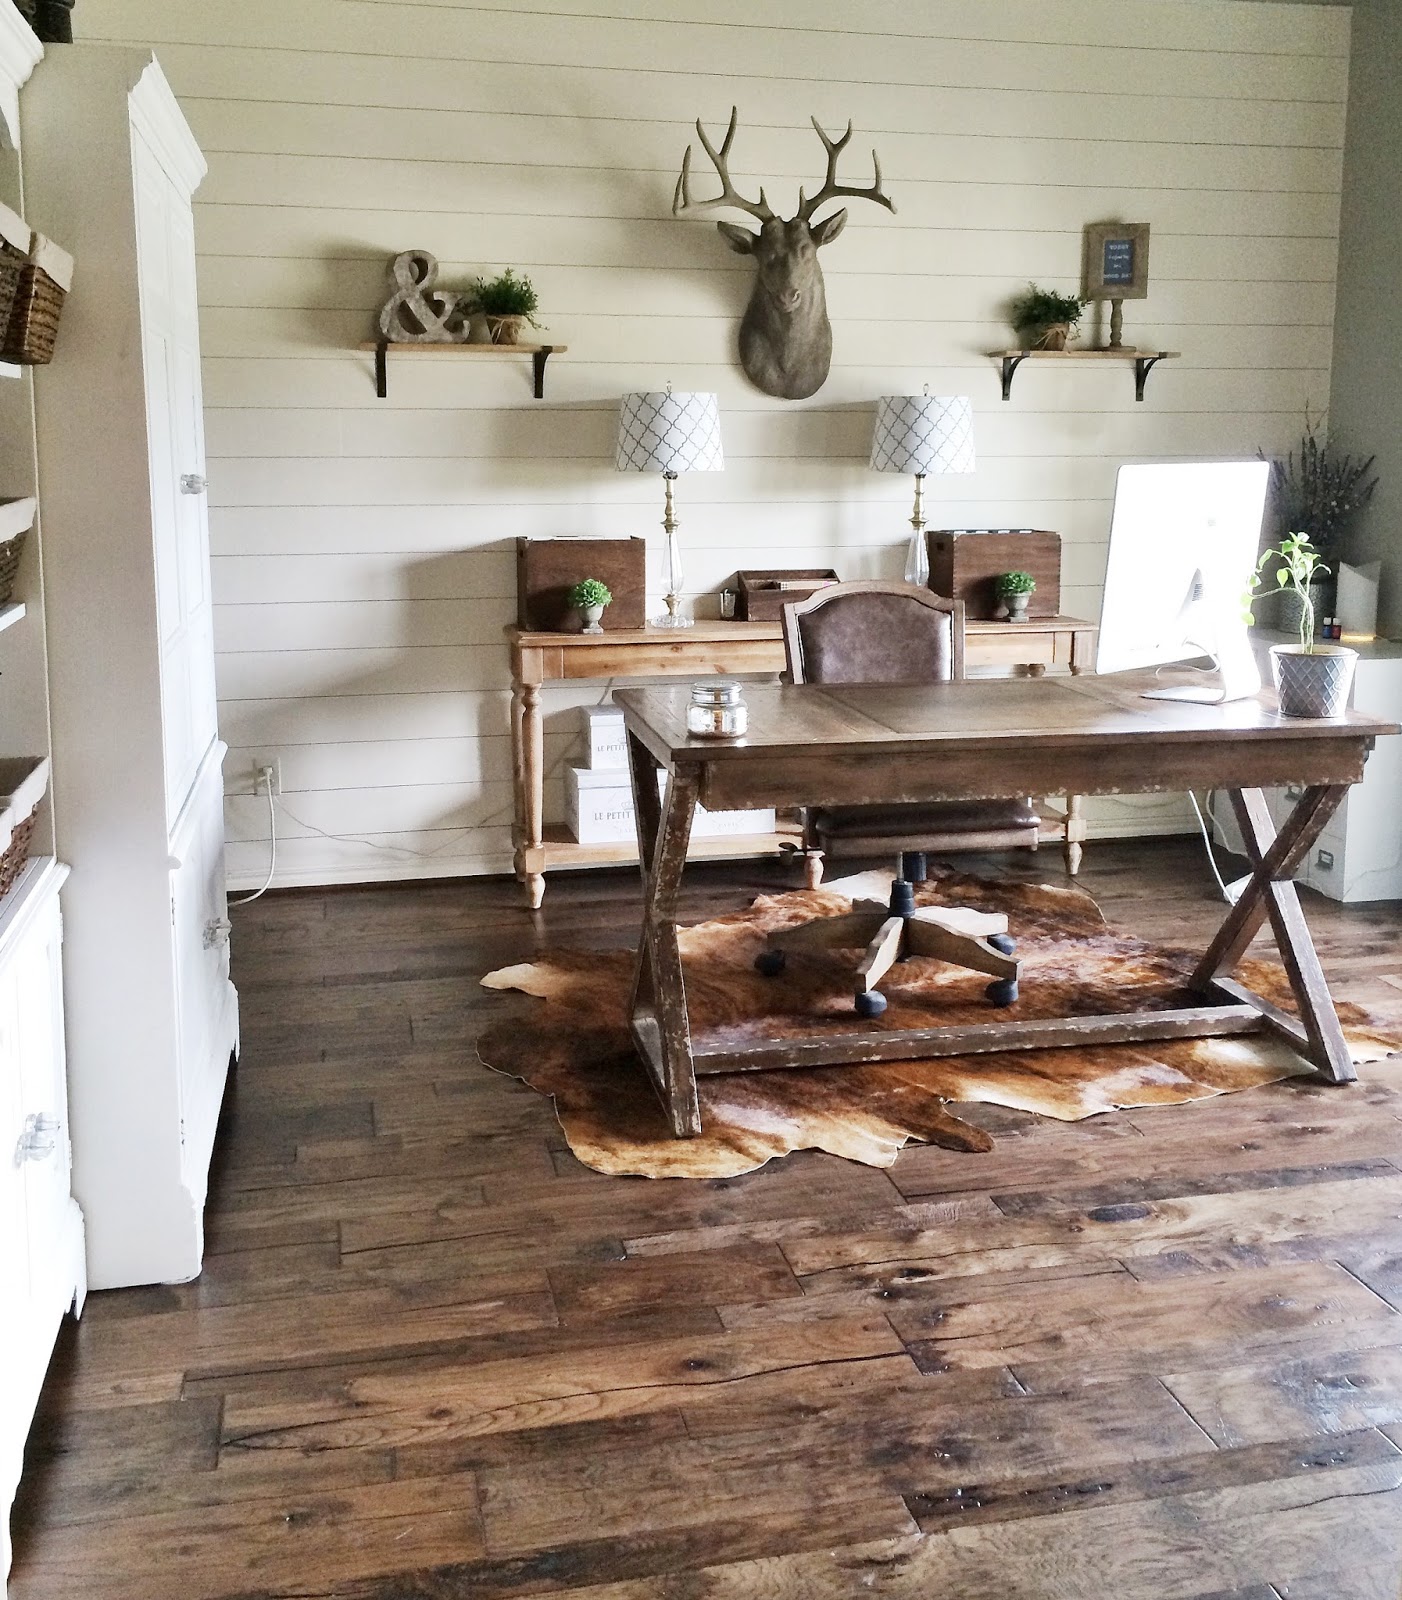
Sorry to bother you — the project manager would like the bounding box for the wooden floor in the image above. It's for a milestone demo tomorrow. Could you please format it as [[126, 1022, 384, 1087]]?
[[11, 840, 1402, 1599]]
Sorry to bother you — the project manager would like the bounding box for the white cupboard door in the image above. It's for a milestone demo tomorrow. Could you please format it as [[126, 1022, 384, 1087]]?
[[0, 958, 31, 1329], [132, 125, 217, 826]]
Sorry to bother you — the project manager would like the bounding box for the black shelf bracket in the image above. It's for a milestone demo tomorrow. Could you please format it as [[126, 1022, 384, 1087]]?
[[1133, 353, 1165, 403], [998, 353, 1029, 402], [532, 345, 555, 400], [375, 339, 388, 399]]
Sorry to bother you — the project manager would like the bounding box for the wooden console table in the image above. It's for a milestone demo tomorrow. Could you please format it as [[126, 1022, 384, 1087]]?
[[617, 674, 1398, 1137], [508, 615, 1097, 907]]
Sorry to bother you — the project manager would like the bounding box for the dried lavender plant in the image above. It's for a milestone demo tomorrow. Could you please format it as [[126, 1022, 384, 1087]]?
[[1258, 406, 1378, 559]]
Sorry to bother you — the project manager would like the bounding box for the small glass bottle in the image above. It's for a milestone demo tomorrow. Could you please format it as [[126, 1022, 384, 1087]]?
[[687, 680, 747, 738]]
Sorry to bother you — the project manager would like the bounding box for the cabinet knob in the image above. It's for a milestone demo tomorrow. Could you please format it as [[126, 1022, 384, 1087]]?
[[15, 1112, 59, 1165], [180, 473, 207, 495]]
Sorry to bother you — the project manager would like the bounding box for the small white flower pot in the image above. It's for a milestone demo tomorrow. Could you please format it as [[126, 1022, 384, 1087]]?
[[1270, 643, 1358, 719], [579, 602, 606, 635]]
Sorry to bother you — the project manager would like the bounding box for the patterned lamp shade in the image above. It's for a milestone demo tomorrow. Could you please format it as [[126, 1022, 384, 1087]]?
[[615, 391, 725, 474], [870, 394, 976, 476]]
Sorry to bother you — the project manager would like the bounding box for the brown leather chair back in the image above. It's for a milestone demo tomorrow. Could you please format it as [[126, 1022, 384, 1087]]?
[[782, 581, 965, 685]]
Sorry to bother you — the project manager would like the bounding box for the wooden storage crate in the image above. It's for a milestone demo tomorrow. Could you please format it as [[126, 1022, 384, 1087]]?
[[732, 568, 840, 621], [516, 536, 646, 631], [925, 529, 1061, 619]]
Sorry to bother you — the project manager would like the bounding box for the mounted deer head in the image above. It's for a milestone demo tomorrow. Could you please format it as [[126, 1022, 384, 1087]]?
[[674, 108, 895, 400]]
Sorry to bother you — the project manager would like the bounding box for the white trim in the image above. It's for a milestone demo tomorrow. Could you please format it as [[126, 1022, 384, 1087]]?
[[128, 56, 205, 197], [0, 2, 41, 151]]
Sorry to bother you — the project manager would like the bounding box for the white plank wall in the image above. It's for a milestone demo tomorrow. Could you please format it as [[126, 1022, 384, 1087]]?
[[82, 0, 1351, 887]]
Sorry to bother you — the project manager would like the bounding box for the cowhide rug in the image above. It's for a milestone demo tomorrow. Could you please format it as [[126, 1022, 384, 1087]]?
[[478, 869, 1400, 1178]]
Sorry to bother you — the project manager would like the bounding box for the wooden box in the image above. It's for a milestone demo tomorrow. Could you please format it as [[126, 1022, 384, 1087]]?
[[732, 568, 840, 621], [516, 537, 646, 631], [925, 529, 1061, 619]]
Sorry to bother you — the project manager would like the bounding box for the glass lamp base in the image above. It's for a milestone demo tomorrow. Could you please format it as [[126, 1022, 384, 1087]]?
[[651, 612, 694, 629]]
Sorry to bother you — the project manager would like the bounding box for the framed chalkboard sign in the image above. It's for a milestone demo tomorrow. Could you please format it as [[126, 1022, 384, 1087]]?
[[1083, 222, 1150, 300]]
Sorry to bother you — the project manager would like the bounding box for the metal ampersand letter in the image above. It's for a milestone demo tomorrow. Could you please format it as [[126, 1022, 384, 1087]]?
[[378, 249, 464, 343]]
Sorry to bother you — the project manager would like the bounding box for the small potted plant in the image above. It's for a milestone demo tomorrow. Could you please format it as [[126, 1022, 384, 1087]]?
[[996, 570, 1036, 622], [1248, 534, 1357, 718], [1009, 284, 1086, 351], [468, 268, 542, 345], [568, 577, 612, 634]]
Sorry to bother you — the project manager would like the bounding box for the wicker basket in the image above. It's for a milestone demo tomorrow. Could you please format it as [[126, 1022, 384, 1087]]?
[[0, 806, 37, 902], [2, 260, 66, 364], [0, 228, 26, 339], [0, 527, 25, 606]]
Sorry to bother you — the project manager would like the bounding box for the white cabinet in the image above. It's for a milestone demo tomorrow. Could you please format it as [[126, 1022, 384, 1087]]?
[[0, 860, 85, 1589], [25, 48, 238, 1289], [1211, 640, 1402, 902]]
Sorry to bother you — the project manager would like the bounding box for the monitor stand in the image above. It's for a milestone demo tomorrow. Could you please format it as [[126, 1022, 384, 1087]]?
[[1139, 631, 1262, 706]]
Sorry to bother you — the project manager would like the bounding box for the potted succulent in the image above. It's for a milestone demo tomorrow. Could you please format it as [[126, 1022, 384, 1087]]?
[[1248, 534, 1357, 718], [996, 570, 1036, 622], [468, 267, 542, 345], [1009, 284, 1086, 351], [568, 577, 612, 634]]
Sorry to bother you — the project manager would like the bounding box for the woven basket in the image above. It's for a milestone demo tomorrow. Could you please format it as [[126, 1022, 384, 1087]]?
[[1, 261, 66, 364], [0, 807, 37, 902], [0, 527, 24, 606], [11, 0, 37, 25], [0, 234, 25, 341]]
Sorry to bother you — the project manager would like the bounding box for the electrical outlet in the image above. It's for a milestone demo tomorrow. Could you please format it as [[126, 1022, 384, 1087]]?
[[236, 756, 282, 796], [1315, 848, 1335, 872]]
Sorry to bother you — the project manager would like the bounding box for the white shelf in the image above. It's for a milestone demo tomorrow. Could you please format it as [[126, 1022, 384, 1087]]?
[[0, 600, 24, 634]]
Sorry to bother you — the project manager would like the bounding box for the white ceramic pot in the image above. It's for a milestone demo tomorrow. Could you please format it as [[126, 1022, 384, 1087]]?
[[1270, 643, 1357, 718], [579, 602, 605, 635], [1001, 591, 1031, 622]]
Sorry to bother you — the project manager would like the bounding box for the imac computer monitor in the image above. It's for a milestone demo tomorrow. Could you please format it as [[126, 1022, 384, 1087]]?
[[1096, 460, 1270, 703]]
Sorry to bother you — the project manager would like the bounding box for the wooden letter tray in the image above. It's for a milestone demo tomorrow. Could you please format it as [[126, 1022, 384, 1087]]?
[[733, 568, 840, 621]]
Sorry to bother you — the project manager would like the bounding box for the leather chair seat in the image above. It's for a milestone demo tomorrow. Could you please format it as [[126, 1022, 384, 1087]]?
[[811, 797, 1040, 845]]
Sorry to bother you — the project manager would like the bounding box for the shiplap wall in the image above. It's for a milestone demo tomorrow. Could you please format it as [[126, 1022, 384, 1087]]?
[[81, 0, 1352, 887]]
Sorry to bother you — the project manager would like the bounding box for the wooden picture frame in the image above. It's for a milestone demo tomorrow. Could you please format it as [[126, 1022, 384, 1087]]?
[[1083, 222, 1150, 301]]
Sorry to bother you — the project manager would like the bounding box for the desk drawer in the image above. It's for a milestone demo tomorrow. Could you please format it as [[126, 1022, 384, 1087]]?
[[560, 640, 785, 679], [967, 631, 1057, 669]]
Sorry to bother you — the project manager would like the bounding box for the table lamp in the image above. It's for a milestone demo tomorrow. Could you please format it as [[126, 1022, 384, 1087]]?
[[615, 390, 724, 629], [869, 393, 976, 586]]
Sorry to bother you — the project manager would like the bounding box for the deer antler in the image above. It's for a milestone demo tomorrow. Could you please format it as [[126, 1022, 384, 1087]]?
[[796, 117, 896, 222], [673, 106, 776, 223]]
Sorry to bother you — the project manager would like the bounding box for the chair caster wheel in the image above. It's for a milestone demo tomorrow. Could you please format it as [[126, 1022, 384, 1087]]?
[[855, 989, 887, 1018], [754, 949, 787, 977], [985, 978, 1019, 1007], [988, 933, 1016, 955]]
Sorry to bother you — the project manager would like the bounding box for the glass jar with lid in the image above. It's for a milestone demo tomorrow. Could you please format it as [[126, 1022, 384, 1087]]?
[[686, 680, 747, 739]]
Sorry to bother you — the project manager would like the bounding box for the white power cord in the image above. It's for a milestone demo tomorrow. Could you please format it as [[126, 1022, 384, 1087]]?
[[1187, 790, 1249, 905], [229, 767, 278, 905]]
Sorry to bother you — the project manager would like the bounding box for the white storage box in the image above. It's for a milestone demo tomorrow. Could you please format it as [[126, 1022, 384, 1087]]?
[[582, 704, 628, 769], [566, 764, 636, 844], [565, 763, 776, 845]]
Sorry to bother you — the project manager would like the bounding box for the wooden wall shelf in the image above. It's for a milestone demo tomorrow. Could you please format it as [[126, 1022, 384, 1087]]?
[[990, 348, 1180, 402], [359, 340, 567, 400]]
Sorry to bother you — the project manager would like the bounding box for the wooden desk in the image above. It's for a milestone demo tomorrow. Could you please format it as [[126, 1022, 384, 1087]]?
[[616, 674, 1397, 1137], [508, 615, 1097, 906]]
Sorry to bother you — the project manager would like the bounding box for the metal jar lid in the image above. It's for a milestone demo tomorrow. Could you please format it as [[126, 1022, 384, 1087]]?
[[689, 680, 744, 707]]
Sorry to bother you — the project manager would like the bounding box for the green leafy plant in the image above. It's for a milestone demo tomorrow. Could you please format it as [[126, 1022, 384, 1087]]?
[[1257, 407, 1377, 560], [1246, 534, 1329, 654], [1009, 284, 1086, 334], [568, 578, 612, 610], [468, 268, 542, 327], [996, 570, 1037, 596]]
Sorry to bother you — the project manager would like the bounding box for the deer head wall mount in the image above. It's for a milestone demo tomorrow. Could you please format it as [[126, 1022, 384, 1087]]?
[[673, 108, 895, 401]]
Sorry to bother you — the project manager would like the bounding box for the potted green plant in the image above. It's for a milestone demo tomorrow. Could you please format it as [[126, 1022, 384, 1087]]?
[[1009, 284, 1086, 351], [568, 577, 612, 634], [468, 268, 542, 345], [1248, 534, 1357, 718], [996, 570, 1036, 622]]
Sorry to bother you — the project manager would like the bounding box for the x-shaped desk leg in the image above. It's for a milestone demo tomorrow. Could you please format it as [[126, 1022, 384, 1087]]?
[[627, 735, 702, 1136], [1189, 784, 1354, 1083]]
